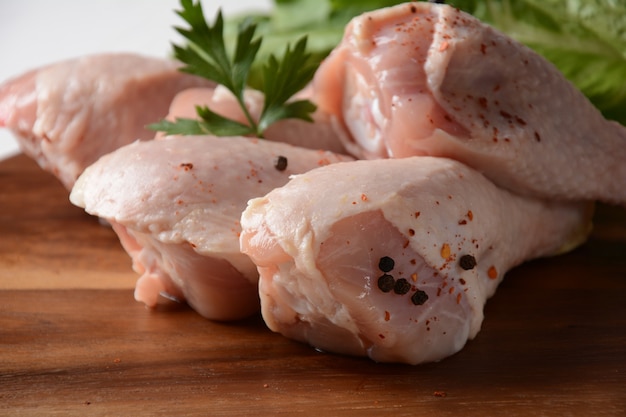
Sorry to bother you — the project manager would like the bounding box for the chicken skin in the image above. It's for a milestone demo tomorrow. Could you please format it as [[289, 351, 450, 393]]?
[[313, 3, 626, 204], [0, 53, 212, 188], [70, 135, 352, 320]]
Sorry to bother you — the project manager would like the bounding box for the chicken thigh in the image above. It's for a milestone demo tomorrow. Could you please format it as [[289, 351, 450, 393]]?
[[313, 2, 626, 204], [0, 53, 212, 189], [240, 157, 592, 363], [70, 135, 353, 320]]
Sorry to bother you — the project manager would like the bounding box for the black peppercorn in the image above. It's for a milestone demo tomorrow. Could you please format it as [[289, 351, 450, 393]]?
[[459, 254, 477, 270], [274, 155, 288, 171], [394, 278, 411, 295], [411, 290, 429, 306], [377, 274, 395, 292], [378, 256, 395, 272]]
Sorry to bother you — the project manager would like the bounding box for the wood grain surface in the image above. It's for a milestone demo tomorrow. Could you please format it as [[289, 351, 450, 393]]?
[[1, 154, 625, 416]]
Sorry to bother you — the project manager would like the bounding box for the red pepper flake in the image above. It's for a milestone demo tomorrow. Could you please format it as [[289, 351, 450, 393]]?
[[411, 273, 418, 282], [433, 391, 447, 398], [456, 293, 462, 304], [408, 228, 415, 236], [534, 131, 541, 142], [440, 243, 451, 259], [361, 193, 368, 202], [379, 334, 386, 339], [458, 219, 467, 225], [467, 210, 474, 221], [414, 211, 421, 218], [500, 110, 512, 119], [488, 266, 498, 279], [492, 127, 499, 142], [179, 162, 193, 171], [384, 310, 391, 321], [439, 41, 449, 52]]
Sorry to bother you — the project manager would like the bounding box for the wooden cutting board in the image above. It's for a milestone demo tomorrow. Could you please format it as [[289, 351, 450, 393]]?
[[1, 154, 625, 416]]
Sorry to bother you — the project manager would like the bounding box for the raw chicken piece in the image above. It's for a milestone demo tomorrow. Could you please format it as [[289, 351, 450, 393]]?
[[0, 53, 212, 189], [313, 2, 626, 204], [70, 135, 353, 321], [160, 86, 349, 154], [240, 157, 592, 364]]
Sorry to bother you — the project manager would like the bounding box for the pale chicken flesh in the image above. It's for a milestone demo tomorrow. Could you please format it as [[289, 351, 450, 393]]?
[[70, 135, 353, 320], [313, 2, 626, 204], [240, 157, 592, 364], [0, 53, 212, 189]]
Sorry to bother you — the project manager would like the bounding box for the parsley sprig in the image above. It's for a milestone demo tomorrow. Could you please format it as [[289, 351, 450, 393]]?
[[150, 0, 318, 138]]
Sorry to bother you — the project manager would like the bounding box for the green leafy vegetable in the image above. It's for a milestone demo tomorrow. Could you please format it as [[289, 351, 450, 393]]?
[[150, 0, 318, 138]]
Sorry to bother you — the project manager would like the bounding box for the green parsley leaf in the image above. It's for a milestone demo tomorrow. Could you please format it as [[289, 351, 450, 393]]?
[[151, 0, 318, 138], [258, 37, 318, 132], [149, 106, 255, 137]]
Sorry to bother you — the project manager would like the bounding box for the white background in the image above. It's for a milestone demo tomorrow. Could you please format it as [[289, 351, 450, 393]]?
[[0, 0, 272, 160]]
